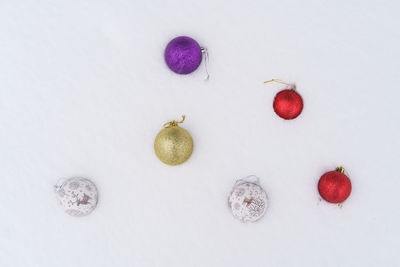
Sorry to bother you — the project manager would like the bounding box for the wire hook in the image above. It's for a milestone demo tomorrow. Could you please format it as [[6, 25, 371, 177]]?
[[201, 47, 210, 81], [163, 115, 186, 128], [264, 79, 296, 90]]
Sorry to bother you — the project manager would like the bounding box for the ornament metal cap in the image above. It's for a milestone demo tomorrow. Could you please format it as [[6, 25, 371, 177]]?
[[154, 115, 194, 166], [335, 166, 346, 174]]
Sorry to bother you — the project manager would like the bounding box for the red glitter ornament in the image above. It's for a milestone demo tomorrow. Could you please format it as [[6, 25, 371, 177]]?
[[273, 89, 303, 119], [264, 79, 303, 120], [318, 166, 352, 204]]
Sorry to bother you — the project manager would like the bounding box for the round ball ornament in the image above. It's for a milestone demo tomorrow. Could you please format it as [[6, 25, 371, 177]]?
[[318, 166, 352, 205], [165, 36, 209, 79], [264, 79, 303, 120], [154, 115, 193, 166], [54, 177, 98, 217], [228, 175, 268, 223]]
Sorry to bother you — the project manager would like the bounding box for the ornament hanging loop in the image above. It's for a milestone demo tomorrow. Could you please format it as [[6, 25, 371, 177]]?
[[54, 178, 66, 193], [235, 175, 260, 186], [163, 115, 186, 128], [201, 47, 210, 81], [264, 79, 296, 90], [54, 185, 61, 192]]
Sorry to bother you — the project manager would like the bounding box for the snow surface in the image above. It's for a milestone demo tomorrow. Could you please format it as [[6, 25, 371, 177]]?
[[1, 0, 399, 266]]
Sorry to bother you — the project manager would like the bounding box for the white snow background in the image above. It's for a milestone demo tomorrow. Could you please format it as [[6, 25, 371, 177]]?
[[0, 0, 399, 266]]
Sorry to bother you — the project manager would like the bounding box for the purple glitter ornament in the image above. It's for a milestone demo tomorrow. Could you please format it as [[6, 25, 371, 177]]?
[[165, 36, 203, 75]]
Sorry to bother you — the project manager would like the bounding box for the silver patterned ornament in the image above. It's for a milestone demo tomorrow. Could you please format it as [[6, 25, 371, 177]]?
[[55, 177, 98, 217], [228, 175, 268, 223]]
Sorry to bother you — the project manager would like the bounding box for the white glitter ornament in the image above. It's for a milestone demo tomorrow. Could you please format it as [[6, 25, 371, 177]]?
[[228, 175, 268, 223], [54, 177, 98, 217]]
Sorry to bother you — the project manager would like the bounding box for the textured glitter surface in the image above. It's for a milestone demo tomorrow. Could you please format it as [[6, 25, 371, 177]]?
[[273, 89, 303, 120], [154, 126, 193, 165], [164, 36, 202, 74], [318, 171, 352, 203]]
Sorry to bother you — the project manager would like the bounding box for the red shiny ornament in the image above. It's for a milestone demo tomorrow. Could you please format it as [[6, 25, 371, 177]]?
[[273, 89, 303, 120], [318, 169, 352, 203]]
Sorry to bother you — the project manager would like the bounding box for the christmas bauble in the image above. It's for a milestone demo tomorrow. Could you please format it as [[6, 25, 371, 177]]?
[[318, 167, 351, 204], [154, 116, 193, 165], [165, 36, 202, 74], [55, 177, 98, 217], [228, 176, 268, 223], [273, 89, 303, 120]]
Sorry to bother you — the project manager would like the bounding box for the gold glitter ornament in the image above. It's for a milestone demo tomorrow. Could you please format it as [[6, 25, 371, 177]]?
[[154, 115, 193, 165]]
